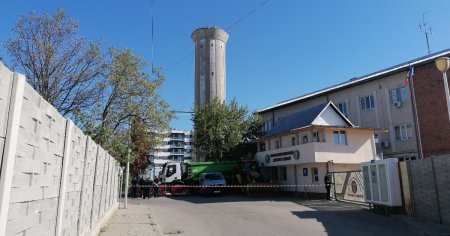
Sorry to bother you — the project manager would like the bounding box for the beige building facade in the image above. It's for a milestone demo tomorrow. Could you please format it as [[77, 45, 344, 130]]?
[[255, 102, 381, 193], [260, 64, 421, 161]]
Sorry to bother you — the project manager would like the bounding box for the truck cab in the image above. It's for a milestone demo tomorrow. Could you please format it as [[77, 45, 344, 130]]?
[[161, 162, 183, 184]]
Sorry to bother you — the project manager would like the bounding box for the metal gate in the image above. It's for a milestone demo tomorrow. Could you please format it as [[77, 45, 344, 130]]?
[[327, 161, 366, 203]]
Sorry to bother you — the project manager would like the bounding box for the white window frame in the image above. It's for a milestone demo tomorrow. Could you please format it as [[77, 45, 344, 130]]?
[[333, 130, 347, 145], [390, 87, 410, 105], [264, 121, 272, 132], [395, 124, 413, 140], [337, 102, 348, 117], [360, 95, 375, 111]]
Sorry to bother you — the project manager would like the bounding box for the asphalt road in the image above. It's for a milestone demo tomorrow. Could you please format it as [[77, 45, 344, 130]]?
[[131, 194, 420, 236]]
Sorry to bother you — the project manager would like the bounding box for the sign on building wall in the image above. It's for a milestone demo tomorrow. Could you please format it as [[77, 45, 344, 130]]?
[[343, 171, 365, 202]]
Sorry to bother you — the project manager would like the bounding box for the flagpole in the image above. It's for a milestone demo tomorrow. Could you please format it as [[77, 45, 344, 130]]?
[[408, 67, 424, 159]]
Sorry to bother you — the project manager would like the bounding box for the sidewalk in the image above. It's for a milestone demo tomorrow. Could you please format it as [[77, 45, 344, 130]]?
[[100, 200, 161, 236]]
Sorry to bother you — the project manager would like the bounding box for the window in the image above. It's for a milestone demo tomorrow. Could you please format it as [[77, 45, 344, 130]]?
[[281, 167, 287, 181], [360, 95, 375, 110], [291, 137, 296, 146], [313, 131, 319, 142], [337, 102, 348, 117], [302, 135, 308, 144], [275, 140, 280, 149], [390, 87, 410, 104], [259, 142, 266, 152], [333, 130, 347, 145], [166, 165, 176, 177], [264, 121, 272, 132], [395, 124, 413, 140], [312, 167, 319, 183]]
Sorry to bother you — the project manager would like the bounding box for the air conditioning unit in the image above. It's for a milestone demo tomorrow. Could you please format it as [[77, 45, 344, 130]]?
[[381, 141, 390, 148], [393, 101, 402, 108]]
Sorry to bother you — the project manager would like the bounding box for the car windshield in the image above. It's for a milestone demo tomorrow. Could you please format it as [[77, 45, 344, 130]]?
[[204, 173, 223, 180]]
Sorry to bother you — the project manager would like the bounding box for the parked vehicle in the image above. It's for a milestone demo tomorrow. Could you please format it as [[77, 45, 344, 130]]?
[[160, 160, 269, 195], [199, 172, 226, 194]]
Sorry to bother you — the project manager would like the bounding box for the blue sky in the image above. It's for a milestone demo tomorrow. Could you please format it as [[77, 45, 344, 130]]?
[[2, 0, 450, 130]]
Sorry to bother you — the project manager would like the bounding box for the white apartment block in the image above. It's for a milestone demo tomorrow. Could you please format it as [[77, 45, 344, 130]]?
[[147, 130, 193, 179]]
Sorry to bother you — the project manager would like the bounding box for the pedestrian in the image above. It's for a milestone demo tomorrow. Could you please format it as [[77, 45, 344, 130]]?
[[142, 177, 151, 199], [131, 176, 138, 198], [138, 176, 146, 199], [153, 178, 159, 198], [324, 174, 332, 200]]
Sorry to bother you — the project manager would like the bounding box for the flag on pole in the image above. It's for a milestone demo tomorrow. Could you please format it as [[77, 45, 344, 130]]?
[[405, 67, 414, 86]]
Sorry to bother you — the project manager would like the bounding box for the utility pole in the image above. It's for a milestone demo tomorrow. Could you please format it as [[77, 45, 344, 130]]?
[[419, 13, 432, 55]]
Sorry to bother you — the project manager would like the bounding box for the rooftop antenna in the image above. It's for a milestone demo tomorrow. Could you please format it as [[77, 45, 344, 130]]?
[[419, 13, 432, 55]]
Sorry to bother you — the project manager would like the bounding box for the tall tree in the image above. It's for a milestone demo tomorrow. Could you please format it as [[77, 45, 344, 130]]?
[[78, 48, 174, 165], [192, 98, 263, 161], [5, 9, 105, 116]]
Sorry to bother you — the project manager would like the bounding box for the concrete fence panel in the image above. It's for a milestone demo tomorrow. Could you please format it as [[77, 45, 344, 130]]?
[[78, 138, 98, 235], [8, 82, 67, 236], [432, 155, 450, 226], [61, 124, 88, 236], [0, 63, 120, 236], [91, 147, 106, 227], [408, 158, 441, 224]]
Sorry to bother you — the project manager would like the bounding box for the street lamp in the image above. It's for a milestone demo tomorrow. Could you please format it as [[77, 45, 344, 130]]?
[[435, 57, 450, 123]]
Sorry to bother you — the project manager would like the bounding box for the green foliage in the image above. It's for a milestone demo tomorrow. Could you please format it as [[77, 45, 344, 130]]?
[[192, 98, 263, 161], [5, 10, 173, 171], [78, 48, 174, 165]]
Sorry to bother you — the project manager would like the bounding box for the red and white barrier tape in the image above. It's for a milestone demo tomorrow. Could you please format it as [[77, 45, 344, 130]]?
[[129, 184, 339, 188]]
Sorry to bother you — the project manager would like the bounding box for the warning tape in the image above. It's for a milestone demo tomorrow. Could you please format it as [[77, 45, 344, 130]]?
[[130, 184, 341, 188]]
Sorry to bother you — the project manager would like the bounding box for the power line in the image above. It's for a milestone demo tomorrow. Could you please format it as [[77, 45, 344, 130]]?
[[225, 0, 271, 31], [151, 0, 155, 70]]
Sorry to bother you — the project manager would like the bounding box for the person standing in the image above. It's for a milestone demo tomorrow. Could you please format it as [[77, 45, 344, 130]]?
[[131, 176, 138, 198], [142, 177, 151, 199], [153, 178, 159, 198], [324, 175, 332, 200]]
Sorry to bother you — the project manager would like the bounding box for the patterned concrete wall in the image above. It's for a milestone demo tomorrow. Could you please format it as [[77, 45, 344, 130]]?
[[61, 125, 87, 236], [432, 155, 450, 226], [7, 83, 66, 235], [91, 147, 106, 226], [0, 62, 13, 157], [78, 138, 98, 235], [408, 155, 450, 226], [408, 158, 440, 223], [0, 63, 121, 236]]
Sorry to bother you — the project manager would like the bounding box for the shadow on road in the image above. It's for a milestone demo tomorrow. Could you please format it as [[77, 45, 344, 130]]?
[[291, 200, 419, 236], [165, 193, 305, 204]]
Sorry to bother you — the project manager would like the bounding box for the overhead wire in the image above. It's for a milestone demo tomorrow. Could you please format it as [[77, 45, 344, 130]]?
[[165, 0, 272, 113], [151, 0, 154, 71], [162, 0, 272, 74]]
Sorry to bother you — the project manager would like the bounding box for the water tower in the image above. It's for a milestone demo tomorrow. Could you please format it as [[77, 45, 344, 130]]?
[[192, 27, 229, 107]]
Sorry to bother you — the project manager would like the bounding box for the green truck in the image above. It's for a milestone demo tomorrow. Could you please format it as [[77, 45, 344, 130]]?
[[160, 160, 266, 195], [161, 161, 239, 184]]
